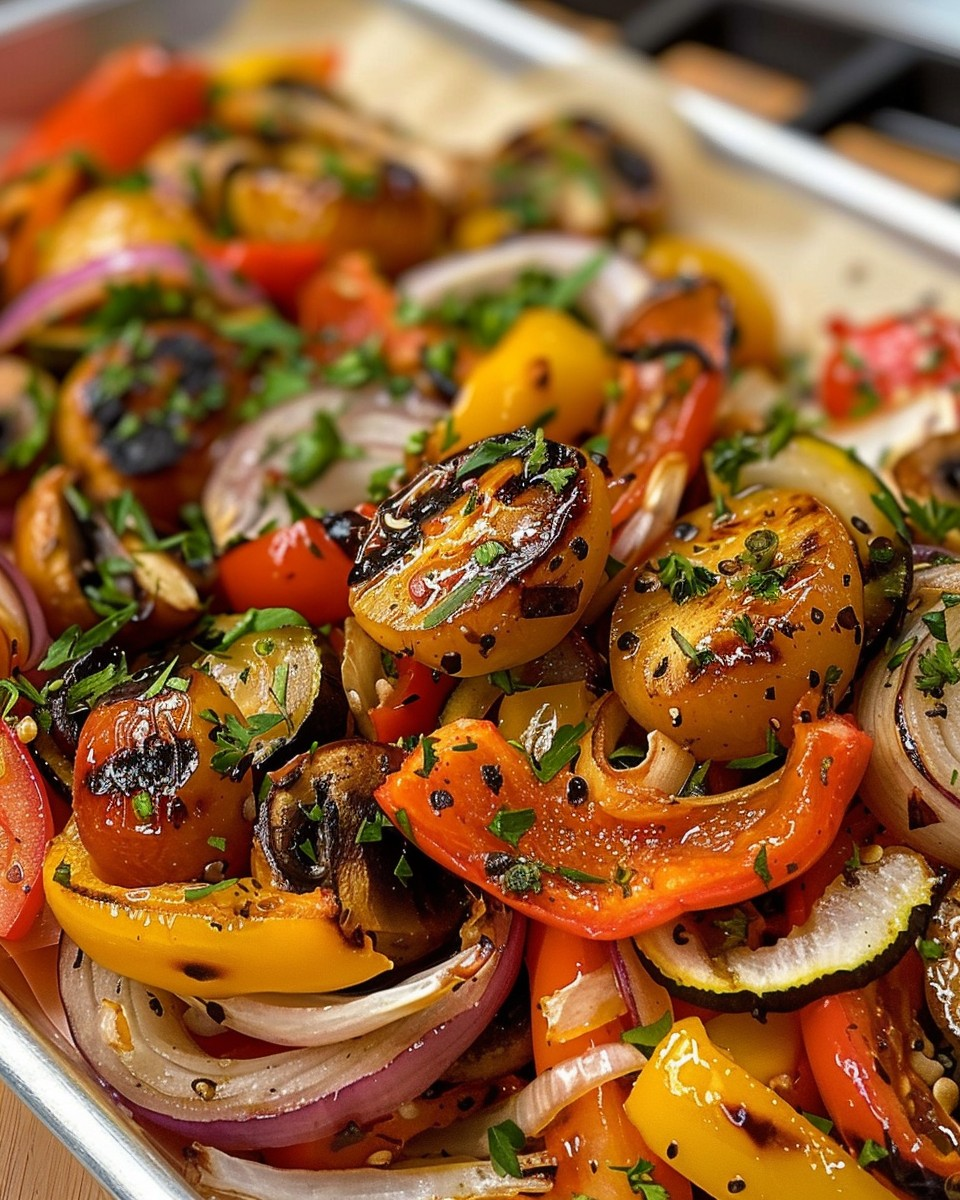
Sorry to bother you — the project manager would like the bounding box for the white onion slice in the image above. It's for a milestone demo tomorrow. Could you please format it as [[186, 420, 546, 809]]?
[[58, 906, 522, 1150], [411, 1042, 645, 1160], [202, 386, 445, 550], [823, 387, 959, 473], [399, 234, 651, 342], [539, 962, 625, 1046], [182, 900, 498, 1047], [186, 1145, 552, 1200], [859, 561, 960, 867]]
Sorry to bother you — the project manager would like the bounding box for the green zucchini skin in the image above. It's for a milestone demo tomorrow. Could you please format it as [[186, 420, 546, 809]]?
[[632, 847, 938, 1015]]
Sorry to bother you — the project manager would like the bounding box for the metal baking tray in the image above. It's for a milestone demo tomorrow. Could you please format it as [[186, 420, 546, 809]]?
[[0, 2, 958, 1198]]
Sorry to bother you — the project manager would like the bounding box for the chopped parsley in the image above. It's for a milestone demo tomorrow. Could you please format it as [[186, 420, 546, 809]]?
[[529, 722, 588, 782], [657, 552, 718, 604], [200, 709, 284, 774], [753, 844, 773, 888], [621, 1010, 672, 1051], [915, 640, 960, 696], [487, 1119, 525, 1179], [858, 1139, 889, 1169], [487, 807, 537, 848], [904, 494, 960, 544], [608, 1157, 670, 1199]]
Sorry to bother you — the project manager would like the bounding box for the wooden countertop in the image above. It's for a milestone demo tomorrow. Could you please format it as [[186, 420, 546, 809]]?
[[0, 1082, 112, 1200]]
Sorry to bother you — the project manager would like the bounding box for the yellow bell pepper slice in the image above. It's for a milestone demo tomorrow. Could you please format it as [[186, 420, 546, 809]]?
[[213, 49, 337, 91], [44, 821, 392, 999], [429, 308, 616, 457], [625, 1018, 892, 1200]]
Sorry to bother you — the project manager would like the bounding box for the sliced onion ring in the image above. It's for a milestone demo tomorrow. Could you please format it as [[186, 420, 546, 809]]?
[[186, 1146, 552, 1200], [0, 245, 263, 353], [411, 1042, 645, 1160], [859, 561, 960, 867], [608, 940, 673, 1029], [202, 386, 446, 551], [399, 234, 651, 342], [58, 905, 522, 1151], [0, 550, 50, 670], [182, 897, 498, 1047]]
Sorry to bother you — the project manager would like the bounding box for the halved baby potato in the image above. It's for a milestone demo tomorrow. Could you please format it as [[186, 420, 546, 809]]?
[[610, 487, 864, 760]]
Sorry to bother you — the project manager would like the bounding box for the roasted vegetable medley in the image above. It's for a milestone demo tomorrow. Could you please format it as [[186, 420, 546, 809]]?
[[1, 39, 960, 1200]]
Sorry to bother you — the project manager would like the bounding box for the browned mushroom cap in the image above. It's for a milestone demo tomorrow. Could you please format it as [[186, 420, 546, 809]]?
[[256, 738, 468, 967], [224, 157, 446, 276], [925, 879, 960, 1057], [55, 320, 248, 531], [12, 466, 201, 640], [893, 431, 960, 550], [212, 81, 467, 203], [0, 356, 55, 508], [144, 130, 270, 225], [468, 113, 664, 239]]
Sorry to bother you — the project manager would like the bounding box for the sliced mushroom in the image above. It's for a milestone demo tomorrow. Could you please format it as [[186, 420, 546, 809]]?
[[12, 466, 201, 640], [256, 738, 469, 966], [223, 158, 445, 275], [144, 130, 269, 224], [892, 431, 960, 551], [466, 113, 664, 239], [212, 81, 467, 202]]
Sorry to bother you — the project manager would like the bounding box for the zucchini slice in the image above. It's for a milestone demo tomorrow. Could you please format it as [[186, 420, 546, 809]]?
[[634, 847, 936, 1013], [709, 431, 912, 654]]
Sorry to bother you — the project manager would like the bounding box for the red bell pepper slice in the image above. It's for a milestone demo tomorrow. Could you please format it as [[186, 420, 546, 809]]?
[[604, 278, 733, 529], [1, 44, 209, 183], [0, 720, 54, 940], [375, 711, 872, 940], [802, 955, 960, 1188], [820, 310, 960, 421], [202, 241, 327, 317], [368, 657, 455, 745]]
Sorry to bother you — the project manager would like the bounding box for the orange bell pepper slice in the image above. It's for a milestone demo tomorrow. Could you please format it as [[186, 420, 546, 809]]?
[[375, 710, 872, 939]]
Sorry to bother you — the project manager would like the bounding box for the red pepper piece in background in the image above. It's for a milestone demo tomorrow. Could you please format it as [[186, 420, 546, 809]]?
[[202, 240, 327, 317], [1, 44, 209, 182], [820, 311, 960, 421]]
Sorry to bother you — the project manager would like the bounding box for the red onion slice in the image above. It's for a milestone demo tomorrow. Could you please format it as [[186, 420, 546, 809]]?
[[399, 234, 652, 342], [181, 900, 497, 1047], [186, 1145, 552, 1199], [202, 386, 446, 550], [0, 245, 262, 353], [58, 906, 523, 1150], [0, 550, 50, 670], [608, 940, 673, 1030]]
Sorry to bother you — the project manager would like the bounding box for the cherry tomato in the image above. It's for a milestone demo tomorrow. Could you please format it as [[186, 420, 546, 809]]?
[[298, 252, 428, 373], [72, 666, 254, 887], [218, 517, 354, 627], [0, 721, 54, 940], [820, 311, 960, 420]]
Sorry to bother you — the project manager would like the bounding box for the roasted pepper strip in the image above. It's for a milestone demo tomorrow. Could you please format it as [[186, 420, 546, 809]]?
[[375, 712, 871, 939], [1, 44, 209, 182], [625, 1018, 892, 1199], [44, 821, 392, 998], [801, 955, 960, 1189]]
